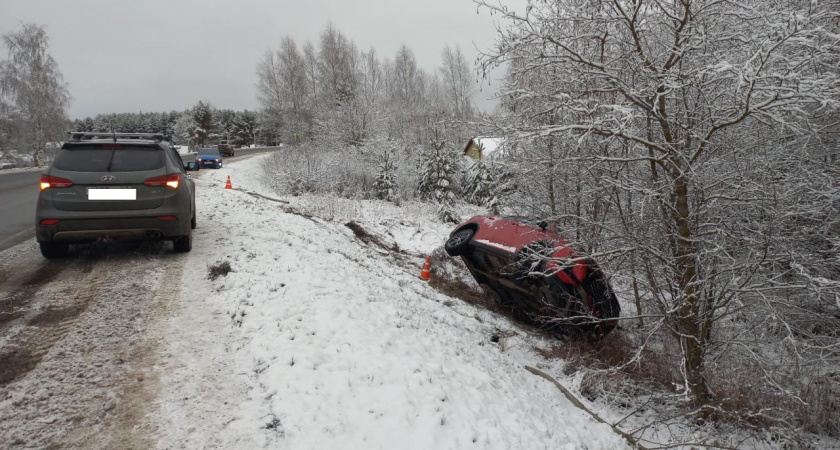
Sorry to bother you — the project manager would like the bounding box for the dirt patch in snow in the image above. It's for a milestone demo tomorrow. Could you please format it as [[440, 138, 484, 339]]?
[[345, 220, 401, 253]]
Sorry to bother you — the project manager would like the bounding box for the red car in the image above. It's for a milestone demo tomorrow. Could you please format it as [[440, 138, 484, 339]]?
[[444, 215, 620, 337]]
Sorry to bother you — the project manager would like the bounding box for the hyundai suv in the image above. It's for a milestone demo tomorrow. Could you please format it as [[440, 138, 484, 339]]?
[[35, 132, 199, 258]]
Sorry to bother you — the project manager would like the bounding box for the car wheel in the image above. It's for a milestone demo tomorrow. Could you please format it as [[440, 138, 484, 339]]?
[[39, 242, 69, 259], [191, 212, 197, 229], [444, 228, 475, 256], [173, 228, 192, 253]]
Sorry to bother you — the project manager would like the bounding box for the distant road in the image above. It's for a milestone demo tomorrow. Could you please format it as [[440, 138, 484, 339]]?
[[0, 146, 281, 253], [0, 169, 41, 252]]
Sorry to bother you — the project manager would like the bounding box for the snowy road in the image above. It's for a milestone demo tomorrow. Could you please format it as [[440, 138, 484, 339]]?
[[0, 155, 630, 449]]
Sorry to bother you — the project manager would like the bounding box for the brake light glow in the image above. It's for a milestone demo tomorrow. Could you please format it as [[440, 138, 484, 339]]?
[[157, 215, 178, 221], [40, 219, 60, 225], [39, 175, 74, 191], [143, 173, 181, 189]]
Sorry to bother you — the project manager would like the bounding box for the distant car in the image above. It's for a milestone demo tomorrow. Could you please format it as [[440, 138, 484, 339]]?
[[217, 143, 234, 157], [196, 147, 223, 168], [35, 132, 199, 258], [445, 215, 620, 337]]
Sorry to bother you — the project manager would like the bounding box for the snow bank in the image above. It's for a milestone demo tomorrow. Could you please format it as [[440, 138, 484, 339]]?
[[158, 155, 630, 449]]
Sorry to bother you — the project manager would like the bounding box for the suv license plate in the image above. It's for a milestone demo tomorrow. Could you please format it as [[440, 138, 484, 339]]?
[[88, 188, 137, 200]]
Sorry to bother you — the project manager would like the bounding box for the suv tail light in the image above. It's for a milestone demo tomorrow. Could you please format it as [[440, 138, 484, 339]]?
[[40, 175, 74, 191], [144, 173, 181, 189]]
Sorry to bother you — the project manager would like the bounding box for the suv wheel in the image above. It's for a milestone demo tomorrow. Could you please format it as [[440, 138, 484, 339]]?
[[173, 229, 192, 253], [39, 242, 69, 259]]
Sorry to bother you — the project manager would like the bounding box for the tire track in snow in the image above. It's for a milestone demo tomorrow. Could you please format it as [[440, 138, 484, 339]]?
[[0, 243, 185, 448]]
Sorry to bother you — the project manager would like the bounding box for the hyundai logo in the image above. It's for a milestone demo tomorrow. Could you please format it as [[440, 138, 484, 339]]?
[[101, 175, 117, 182]]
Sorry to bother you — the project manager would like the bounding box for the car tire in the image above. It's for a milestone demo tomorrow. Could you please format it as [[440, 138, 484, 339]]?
[[39, 242, 69, 259], [444, 228, 475, 256], [191, 209, 197, 230], [173, 229, 192, 253]]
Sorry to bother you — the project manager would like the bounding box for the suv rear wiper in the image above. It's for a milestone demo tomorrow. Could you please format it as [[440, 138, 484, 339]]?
[[106, 149, 116, 172]]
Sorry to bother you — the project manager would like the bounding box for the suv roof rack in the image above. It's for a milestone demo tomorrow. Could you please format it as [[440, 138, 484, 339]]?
[[67, 131, 166, 142]]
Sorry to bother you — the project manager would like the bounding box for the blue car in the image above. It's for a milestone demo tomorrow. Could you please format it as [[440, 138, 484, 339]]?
[[196, 147, 223, 169]]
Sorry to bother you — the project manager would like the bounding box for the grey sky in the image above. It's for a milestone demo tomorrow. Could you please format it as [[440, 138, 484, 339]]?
[[0, 0, 512, 120]]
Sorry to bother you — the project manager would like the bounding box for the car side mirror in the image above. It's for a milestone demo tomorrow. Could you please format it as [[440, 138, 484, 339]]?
[[538, 221, 548, 231], [185, 161, 199, 172]]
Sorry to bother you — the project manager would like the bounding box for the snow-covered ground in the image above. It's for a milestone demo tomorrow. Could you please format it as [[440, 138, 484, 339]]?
[[157, 154, 633, 449]]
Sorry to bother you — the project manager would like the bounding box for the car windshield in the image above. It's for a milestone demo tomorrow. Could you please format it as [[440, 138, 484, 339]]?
[[199, 148, 221, 155], [52, 146, 165, 172]]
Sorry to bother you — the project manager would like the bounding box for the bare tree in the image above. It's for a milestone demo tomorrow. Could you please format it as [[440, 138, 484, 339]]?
[[0, 23, 70, 166], [439, 44, 475, 125], [255, 49, 284, 140], [318, 23, 358, 106]]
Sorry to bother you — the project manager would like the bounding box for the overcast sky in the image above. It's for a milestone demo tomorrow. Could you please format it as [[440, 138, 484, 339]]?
[[0, 0, 516, 120]]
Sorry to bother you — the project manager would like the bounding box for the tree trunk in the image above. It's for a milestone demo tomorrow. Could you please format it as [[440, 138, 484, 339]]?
[[32, 114, 46, 167], [671, 169, 713, 413]]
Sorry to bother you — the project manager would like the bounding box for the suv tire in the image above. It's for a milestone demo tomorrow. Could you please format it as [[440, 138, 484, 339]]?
[[39, 242, 69, 259], [173, 229, 192, 253]]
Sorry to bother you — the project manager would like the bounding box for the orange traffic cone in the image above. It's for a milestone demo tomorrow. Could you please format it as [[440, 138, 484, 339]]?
[[224, 175, 233, 190], [420, 256, 431, 281]]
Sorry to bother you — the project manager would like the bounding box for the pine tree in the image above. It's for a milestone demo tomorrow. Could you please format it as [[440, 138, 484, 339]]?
[[231, 110, 258, 146], [418, 130, 460, 222], [465, 159, 500, 214], [191, 101, 216, 146], [373, 146, 397, 201]]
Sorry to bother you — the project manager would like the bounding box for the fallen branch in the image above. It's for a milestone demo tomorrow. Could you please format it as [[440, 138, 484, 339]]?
[[524, 365, 648, 450]]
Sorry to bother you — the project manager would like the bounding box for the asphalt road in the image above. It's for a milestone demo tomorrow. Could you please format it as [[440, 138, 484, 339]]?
[[0, 146, 280, 253], [0, 169, 41, 252]]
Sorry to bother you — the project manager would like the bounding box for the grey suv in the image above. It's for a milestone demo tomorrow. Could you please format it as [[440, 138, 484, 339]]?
[[35, 132, 199, 258]]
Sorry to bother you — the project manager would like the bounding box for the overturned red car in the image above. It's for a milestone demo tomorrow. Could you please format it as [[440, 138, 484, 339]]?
[[444, 215, 620, 337]]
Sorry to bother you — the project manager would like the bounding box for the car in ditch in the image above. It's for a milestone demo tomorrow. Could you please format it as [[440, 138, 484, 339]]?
[[35, 132, 199, 258], [196, 147, 223, 169], [444, 215, 620, 337]]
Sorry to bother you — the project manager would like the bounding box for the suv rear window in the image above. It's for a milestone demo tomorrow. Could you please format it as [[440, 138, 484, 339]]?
[[53, 146, 165, 172]]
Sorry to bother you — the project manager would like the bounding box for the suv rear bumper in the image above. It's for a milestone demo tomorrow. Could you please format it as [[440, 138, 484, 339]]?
[[37, 216, 189, 243]]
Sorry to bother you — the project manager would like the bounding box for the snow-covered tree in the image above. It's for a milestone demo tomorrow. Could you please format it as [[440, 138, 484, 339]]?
[[173, 112, 196, 147], [230, 110, 258, 147], [439, 44, 474, 143], [464, 153, 499, 214], [0, 23, 71, 166], [418, 130, 460, 222], [373, 143, 398, 201], [191, 101, 216, 146]]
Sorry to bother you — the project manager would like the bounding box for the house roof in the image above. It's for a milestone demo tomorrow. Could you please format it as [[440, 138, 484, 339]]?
[[464, 137, 504, 157]]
